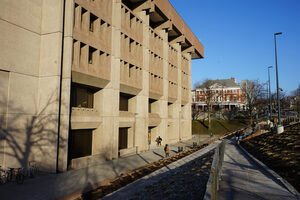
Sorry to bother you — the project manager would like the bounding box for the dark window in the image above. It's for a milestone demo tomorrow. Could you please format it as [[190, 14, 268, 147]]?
[[119, 93, 134, 111], [69, 130, 92, 159], [90, 13, 98, 32], [89, 46, 97, 64], [71, 84, 95, 108], [149, 98, 157, 113], [119, 128, 128, 150]]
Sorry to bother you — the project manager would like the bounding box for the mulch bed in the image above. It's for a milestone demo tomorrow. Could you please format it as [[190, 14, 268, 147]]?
[[240, 123, 300, 192], [80, 143, 209, 200], [76, 131, 238, 200], [129, 151, 214, 200]]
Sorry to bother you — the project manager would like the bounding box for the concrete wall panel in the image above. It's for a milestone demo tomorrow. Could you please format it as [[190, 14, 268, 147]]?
[[0, 20, 40, 76], [8, 73, 39, 115], [0, 0, 42, 34], [39, 33, 62, 76]]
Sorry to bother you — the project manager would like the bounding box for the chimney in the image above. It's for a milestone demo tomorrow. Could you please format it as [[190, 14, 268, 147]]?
[[231, 77, 236, 83]]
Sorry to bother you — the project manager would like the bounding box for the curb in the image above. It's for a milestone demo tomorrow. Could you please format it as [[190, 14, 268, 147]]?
[[238, 144, 300, 200]]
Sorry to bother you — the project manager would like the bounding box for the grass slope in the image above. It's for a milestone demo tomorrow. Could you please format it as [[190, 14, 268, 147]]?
[[192, 119, 249, 135]]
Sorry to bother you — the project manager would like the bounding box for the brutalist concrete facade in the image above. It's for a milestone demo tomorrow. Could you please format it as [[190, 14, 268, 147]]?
[[0, 0, 204, 172]]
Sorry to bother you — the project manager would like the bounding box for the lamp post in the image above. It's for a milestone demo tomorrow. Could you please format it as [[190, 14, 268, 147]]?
[[274, 32, 283, 133], [268, 66, 272, 121]]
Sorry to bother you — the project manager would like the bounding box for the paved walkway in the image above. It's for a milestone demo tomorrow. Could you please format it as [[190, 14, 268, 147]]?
[[217, 141, 297, 200], [0, 135, 215, 200]]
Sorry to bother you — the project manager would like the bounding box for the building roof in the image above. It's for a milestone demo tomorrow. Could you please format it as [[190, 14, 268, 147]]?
[[153, 0, 204, 59], [196, 79, 239, 89]]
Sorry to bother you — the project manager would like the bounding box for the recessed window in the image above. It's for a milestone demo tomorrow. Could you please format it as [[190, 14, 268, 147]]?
[[89, 46, 97, 64], [119, 93, 134, 111], [81, 7, 88, 27], [119, 128, 128, 150], [69, 130, 92, 159], [90, 13, 98, 32], [71, 84, 96, 108]]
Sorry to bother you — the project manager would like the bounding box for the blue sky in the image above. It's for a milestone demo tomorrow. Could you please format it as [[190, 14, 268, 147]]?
[[169, 0, 300, 94]]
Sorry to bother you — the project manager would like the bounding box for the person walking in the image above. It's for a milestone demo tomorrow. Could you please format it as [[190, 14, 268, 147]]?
[[164, 144, 170, 157], [156, 136, 162, 146]]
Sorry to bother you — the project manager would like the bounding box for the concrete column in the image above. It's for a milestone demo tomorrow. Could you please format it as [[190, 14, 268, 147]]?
[[157, 29, 169, 145], [57, 0, 74, 172], [181, 53, 192, 140], [134, 11, 150, 152], [105, 0, 121, 159], [37, 0, 66, 172]]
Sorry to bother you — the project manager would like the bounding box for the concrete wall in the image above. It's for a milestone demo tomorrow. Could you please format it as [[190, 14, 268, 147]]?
[[0, 0, 203, 172], [0, 0, 66, 172]]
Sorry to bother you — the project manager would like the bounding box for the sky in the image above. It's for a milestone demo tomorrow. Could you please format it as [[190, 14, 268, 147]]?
[[169, 0, 300, 94]]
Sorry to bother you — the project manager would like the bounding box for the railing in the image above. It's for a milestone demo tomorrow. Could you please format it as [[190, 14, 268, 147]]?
[[204, 141, 226, 200]]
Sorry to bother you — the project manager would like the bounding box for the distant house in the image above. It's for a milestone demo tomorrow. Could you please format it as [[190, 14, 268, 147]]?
[[192, 78, 246, 111], [289, 96, 300, 111]]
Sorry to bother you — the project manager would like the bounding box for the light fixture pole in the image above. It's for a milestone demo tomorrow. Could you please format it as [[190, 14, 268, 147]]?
[[274, 32, 282, 132], [268, 66, 272, 121]]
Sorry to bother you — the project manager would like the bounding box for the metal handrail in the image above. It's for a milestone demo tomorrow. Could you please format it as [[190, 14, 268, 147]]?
[[204, 141, 226, 200]]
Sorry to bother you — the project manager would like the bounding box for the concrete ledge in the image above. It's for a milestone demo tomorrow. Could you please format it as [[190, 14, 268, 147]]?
[[70, 154, 107, 169], [119, 147, 137, 157], [238, 144, 300, 199]]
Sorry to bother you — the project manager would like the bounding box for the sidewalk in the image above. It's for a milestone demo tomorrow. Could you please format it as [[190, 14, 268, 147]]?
[[0, 135, 215, 200], [217, 141, 297, 200]]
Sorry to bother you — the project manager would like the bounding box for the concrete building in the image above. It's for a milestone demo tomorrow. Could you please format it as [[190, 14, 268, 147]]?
[[192, 78, 245, 111], [0, 0, 204, 172]]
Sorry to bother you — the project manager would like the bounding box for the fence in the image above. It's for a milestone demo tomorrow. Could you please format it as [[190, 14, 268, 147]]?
[[204, 141, 226, 200]]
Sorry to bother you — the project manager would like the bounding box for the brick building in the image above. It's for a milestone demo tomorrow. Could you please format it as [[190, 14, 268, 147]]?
[[0, 0, 204, 172], [192, 78, 245, 111]]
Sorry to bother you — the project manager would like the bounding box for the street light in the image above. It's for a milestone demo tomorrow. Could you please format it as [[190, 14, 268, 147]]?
[[274, 32, 283, 133], [268, 66, 272, 121]]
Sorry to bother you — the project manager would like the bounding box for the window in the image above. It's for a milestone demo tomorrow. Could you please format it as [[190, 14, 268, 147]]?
[[129, 38, 134, 52], [119, 93, 134, 111], [71, 84, 95, 108], [89, 46, 97, 64], [119, 128, 128, 150], [148, 98, 157, 113], [233, 95, 237, 102], [129, 64, 134, 77], [90, 13, 98, 32], [69, 130, 92, 159], [81, 7, 88, 28]]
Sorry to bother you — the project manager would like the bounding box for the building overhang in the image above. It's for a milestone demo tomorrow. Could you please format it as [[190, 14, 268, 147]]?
[[124, 0, 204, 59]]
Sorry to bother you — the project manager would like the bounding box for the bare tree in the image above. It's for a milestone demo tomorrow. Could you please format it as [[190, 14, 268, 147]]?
[[291, 84, 300, 113], [192, 104, 201, 120], [194, 79, 221, 130], [241, 80, 266, 124], [270, 90, 289, 111]]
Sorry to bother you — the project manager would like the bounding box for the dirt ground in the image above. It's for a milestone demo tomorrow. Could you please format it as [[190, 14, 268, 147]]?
[[240, 123, 300, 192]]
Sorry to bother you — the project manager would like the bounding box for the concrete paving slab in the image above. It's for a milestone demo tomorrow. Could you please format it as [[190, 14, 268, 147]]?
[[217, 141, 297, 200]]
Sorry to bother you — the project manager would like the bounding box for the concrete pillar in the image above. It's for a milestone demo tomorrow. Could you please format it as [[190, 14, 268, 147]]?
[[107, 0, 121, 159], [160, 29, 169, 144], [57, 0, 74, 172], [134, 11, 149, 152]]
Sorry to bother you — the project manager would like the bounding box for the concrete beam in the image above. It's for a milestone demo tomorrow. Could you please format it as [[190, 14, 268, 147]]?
[[182, 46, 194, 54], [154, 20, 172, 31], [133, 0, 154, 13], [170, 35, 185, 45]]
